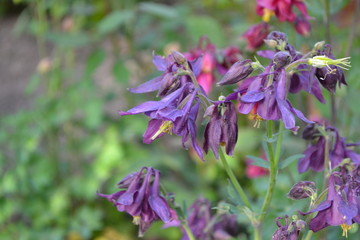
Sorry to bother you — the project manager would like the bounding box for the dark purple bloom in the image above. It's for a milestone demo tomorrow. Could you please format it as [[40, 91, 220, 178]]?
[[217, 59, 253, 86], [119, 83, 204, 159], [243, 22, 269, 50], [97, 167, 176, 237], [298, 126, 360, 173], [203, 101, 238, 159], [315, 44, 347, 93], [184, 198, 212, 240], [300, 172, 360, 236], [179, 198, 242, 240], [238, 67, 312, 130], [272, 215, 305, 240], [288, 181, 316, 200]]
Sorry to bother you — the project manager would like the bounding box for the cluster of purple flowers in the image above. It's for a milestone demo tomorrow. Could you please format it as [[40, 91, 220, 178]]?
[[98, 24, 357, 237], [169, 198, 242, 240], [118, 31, 351, 161], [97, 167, 176, 237], [300, 164, 360, 237], [298, 123, 360, 173]]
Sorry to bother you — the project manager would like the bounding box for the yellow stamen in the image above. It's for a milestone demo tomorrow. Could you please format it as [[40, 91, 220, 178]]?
[[133, 216, 141, 225], [341, 223, 352, 238], [249, 113, 263, 128], [262, 8, 274, 22], [151, 121, 173, 140]]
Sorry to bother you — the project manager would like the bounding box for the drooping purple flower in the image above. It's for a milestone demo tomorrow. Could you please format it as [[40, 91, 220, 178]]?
[[298, 125, 360, 173], [272, 215, 305, 240], [183, 198, 212, 240], [119, 83, 204, 159], [212, 214, 242, 240], [243, 22, 269, 50], [300, 171, 360, 236], [97, 167, 176, 237], [178, 198, 242, 240], [315, 44, 347, 93], [238, 67, 313, 130], [203, 101, 238, 159], [258, 31, 325, 103]]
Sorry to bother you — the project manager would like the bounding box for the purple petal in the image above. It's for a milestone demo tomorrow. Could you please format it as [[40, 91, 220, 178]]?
[[241, 90, 265, 103], [143, 119, 165, 144], [119, 101, 166, 116], [128, 76, 163, 93], [257, 50, 275, 59], [153, 55, 167, 71], [276, 69, 286, 100], [276, 99, 295, 129]]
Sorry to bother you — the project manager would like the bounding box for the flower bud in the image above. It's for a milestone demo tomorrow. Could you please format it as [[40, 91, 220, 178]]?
[[273, 51, 292, 70], [171, 51, 187, 65], [302, 123, 321, 140], [217, 59, 253, 85], [314, 41, 325, 51], [287, 181, 316, 200], [296, 220, 306, 231], [266, 31, 287, 44], [264, 39, 278, 48]]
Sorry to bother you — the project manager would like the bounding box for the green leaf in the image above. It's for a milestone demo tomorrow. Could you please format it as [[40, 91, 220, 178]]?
[[246, 155, 269, 169], [26, 74, 41, 94], [279, 154, 304, 169], [139, 2, 178, 18], [85, 49, 106, 78], [45, 32, 90, 48], [97, 10, 133, 35], [185, 16, 225, 47], [112, 59, 130, 84]]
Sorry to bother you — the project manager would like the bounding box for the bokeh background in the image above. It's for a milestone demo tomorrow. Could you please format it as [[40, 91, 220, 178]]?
[[1, 0, 359, 239]]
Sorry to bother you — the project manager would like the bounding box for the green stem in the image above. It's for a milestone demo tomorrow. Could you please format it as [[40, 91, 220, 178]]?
[[256, 121, 284, 238], [219, 149, 252, 210], [304, 230, 313, 240], [182, 223, 196, 240]]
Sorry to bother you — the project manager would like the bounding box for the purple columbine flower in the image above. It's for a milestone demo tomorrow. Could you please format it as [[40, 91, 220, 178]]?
[[97, 167, 176, 237], [272, 215, 306, 240], [179, 198, 242, 240], [203, 101, 238, 159], [298, 125, 360, 173], [300, 171, 360, 237], [119, 83, 204, 159], [287, 181, 316, 200], [315, 44, 347, 93], [258, 31, 325, 103], [238, 66, 312, 130]]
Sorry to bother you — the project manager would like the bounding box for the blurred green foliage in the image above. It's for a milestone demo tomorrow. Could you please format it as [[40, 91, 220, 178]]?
[[0, 0, 359, 239]]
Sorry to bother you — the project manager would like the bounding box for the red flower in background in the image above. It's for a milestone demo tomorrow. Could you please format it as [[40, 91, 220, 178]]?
[[243, 22, 269, 50], [185, 37, 217, 94], [185, 37, 242, 93], [245, 154, 269, 179], [255, 0, 311, 36], [256, 0, 309, 22]]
